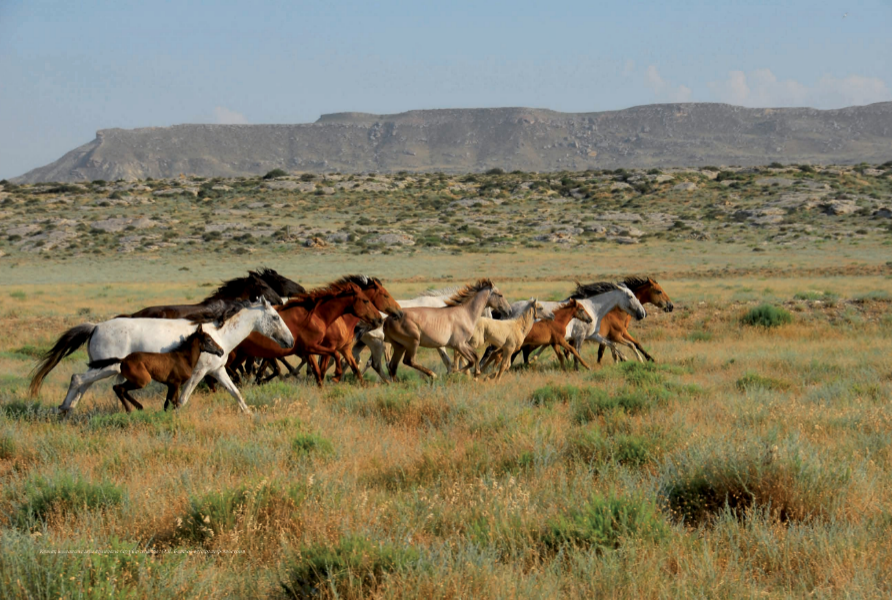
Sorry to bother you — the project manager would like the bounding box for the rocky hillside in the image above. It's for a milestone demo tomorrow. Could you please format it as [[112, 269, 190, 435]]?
[[13, 103, 892, 183]]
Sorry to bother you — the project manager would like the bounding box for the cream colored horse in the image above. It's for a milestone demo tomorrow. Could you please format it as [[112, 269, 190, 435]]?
[[383, 279, 510, 380], [467, 298, 554, 381]]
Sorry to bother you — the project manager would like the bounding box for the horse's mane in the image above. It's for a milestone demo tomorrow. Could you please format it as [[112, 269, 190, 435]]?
[[283, 280, 360, 308], [333, 274, 382, 289], [203, 274, 283, 304], [187, 299, 252, 325], [570, 281, 622, 299], [251, 267, 306, 296], [419, 285, 462, 297], [444, 279, 494, 306], [621, 275, 654, 291], [557, 298, 581, 310]]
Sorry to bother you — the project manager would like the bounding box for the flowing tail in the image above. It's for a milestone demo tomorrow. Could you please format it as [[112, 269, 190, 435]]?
[[29, 323, 96, 397]]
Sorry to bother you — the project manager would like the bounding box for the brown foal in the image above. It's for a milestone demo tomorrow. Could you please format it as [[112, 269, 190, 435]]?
[[511, 299, 594, 370], [88, 325, 225, 412]]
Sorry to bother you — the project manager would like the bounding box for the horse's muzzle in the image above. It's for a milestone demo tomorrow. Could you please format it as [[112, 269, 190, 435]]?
[[387, 309, 405, 320], [663, 302, 674, 313], [635, 308, 647, 321], [366, 317, 385, 329], [276, 332, 295, 349]]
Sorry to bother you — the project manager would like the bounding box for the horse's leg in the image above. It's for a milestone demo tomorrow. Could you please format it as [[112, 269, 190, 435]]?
[[387, 344, 406, 380], [277, 357, 299, 375], [561, 339, 592, 370], [340, 345, 364, 384], [59, 365, 121, 413], [436, 347, 453, 372], [368, 338, 390, 382], [208, 366, 252, 415], [112, 383, 133, 413], [402, 340, 438, 379], [164, 384, 176, 411], [305, 355, 326, 387], [551, 344, 568, 370], [622, 331, 653, 362], [454, 342, 479, 378], [597, 343, 607, 365], [527, 345, 546, 363]]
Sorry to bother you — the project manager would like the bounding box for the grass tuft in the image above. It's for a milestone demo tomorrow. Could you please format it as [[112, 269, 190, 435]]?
[[741, 304, 793, 328]]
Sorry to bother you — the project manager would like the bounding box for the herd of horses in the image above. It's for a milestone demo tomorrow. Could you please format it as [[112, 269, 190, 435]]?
[[27, 268, 674, 415]]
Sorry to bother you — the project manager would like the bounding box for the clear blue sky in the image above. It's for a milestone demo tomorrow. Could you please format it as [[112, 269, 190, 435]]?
[[1, 0, 890, 179]]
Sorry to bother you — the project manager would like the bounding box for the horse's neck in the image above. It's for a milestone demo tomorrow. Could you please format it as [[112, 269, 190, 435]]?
[[314, 295, 355, 326], [185, 338, 202, 368], [517, 305, 536, 334], [553, 307, 576, 328], [632, 286, 650, 303], [212, 309, 257, 353], [462, 289, 492, 321], [586, 291, 624, 318]]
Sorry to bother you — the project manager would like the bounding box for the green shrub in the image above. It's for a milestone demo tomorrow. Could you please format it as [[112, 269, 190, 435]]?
[[572, 388, 659, 423], [263, 168, 288, 179], [292, 432, 334, 457], [741, 304, 792, 328], [0, 433, 15, 459], [16, 474, 124, 524], [735, 372, 790, 392], [281, 536, 421, 599], [541, 493, 667, 551], [529, 384, 587, 406], [178, 482, 285, 543], [568, 428, 652, 466]]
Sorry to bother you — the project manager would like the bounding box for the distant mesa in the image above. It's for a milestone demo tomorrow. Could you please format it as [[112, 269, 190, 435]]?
[[13, 102, 892, 183]]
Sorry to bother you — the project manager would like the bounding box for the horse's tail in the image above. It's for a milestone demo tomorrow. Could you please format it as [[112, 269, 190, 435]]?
[[87, 357, 122, 370], [29, 323, 96, 397]]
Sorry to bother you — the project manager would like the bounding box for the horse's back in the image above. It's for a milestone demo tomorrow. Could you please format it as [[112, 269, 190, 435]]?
[[88, 318, 194, 361]]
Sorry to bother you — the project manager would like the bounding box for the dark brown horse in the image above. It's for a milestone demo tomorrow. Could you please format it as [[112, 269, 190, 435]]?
[[123, 273, 283, 321], [596, 276, 673, 363], [234, 279, 385, 386], [87, 325, 224, 412]]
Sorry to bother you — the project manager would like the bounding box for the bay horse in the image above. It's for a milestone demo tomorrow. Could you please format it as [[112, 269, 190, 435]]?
[[467, 298, 553, 381], [233, 279, 384, 387], [510, 299, 593, 369], [383, 279, 511, 380], [29, 298, 293, 415], [123, 273, 283, 321], [596, 276, 673, 363], [87, 325, 225, 412]]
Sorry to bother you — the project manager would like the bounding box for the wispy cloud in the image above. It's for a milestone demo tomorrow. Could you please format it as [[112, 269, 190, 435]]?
[[644, 65, 692, 103], [708, 69, 891, 109], [213, 106, 249, 124]]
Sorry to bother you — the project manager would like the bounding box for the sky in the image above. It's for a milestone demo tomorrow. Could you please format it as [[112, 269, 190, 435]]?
[[1, 0, 891, 179]]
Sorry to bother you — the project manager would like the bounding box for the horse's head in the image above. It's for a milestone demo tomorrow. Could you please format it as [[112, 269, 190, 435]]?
[[529, 298, 555, 321], [255, 297, 294, 349], [362, 277, 404, 320], [641, 277, 674, 313], [571, 299, 593, 324], [486, 286, 512, 314], [193, 324, 225, 357], [618, 284, 647, 321], [345, 284, 385, 328]]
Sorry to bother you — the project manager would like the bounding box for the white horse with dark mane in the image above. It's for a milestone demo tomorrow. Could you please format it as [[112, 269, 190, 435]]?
[[29, 298, 293, 415]]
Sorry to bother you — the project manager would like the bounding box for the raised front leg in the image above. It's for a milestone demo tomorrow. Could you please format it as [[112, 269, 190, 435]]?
[[59, 365, 121, 413]]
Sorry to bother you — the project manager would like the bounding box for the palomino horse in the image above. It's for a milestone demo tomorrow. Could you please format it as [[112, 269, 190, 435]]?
[[468, 298, 554, 381], [596, 276, 674, 363], [123, 273, 283, 321], [29, 298, 293, 414], [510, 299, 593, 369], [383, 279, 511, 380], [233, 279, 384, 387], [87, 324, 225, 412]]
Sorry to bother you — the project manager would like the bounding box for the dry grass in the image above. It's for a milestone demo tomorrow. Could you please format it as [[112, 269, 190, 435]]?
[[1, 248, 892, 598]]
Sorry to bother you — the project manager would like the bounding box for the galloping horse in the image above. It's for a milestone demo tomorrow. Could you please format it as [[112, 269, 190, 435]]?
[[383, 279, 511, 380], [510, 299, 593, 369], [468, 298, 554, 381], [233, 279, 384, 387], [597, 276, 674, 363], [29, 298, 293, 414]]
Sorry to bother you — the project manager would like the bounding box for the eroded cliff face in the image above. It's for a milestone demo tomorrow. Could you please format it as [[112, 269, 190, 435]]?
[[14, 102, 892, 183]]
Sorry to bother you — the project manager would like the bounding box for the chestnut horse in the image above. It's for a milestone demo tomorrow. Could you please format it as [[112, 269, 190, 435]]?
[[510, 299, 594, 369], [234, 279, 384, 387], [596, 276, 673, 363]]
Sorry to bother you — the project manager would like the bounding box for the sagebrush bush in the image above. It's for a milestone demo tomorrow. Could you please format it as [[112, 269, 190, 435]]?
[[178, 481, 288, 543], [541, 493, 668, 551], [735, 372, 790, 392], [281, 536, 421, 599], [741, 304, 792, 328], [292, 432, 334, 457], [16, 473, 123, 524], [262, 168, 288, 180]]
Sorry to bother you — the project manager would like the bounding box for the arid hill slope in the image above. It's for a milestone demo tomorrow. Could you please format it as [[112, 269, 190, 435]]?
[[14, 102, 892, 182]]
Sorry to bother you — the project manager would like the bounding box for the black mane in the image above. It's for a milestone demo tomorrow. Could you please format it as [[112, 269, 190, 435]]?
[[203, 273, 283, 304], [187, 299, 252, 324], [251, 267, 306, 297], [570, 281, 622, 299], [334, 274, 381, 289]]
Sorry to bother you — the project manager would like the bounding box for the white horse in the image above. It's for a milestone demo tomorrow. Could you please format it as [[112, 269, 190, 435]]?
[[522, 283, 647, 366], [29, 298, 293, 415]]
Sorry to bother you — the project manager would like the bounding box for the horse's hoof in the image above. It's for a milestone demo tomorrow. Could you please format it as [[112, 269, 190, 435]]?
[[430, 373, 438, 380]]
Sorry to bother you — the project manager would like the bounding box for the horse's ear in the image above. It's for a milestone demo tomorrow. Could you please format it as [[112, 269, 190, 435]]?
[[196, 324, 204, 333]]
